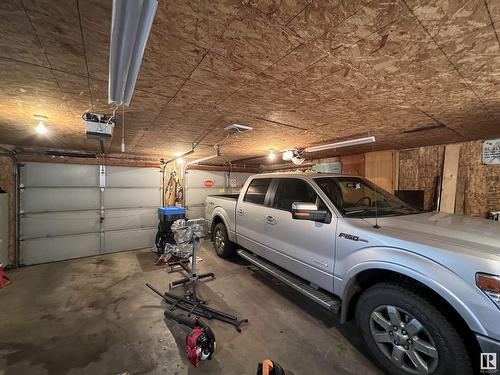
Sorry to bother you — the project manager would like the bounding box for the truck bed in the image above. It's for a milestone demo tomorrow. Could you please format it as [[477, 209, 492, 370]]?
[[205, 194, 238, 236], [207, 193, 239, 200]]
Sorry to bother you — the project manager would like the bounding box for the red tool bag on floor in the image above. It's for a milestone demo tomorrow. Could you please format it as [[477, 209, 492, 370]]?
[[0, 263, 11, 289]]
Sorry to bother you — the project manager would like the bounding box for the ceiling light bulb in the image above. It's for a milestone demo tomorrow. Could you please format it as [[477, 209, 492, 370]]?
[[268, 149, 276, 161], [282, 149, 294, 161], [176, 157, 185, 165], [36, 121, 47, 134]]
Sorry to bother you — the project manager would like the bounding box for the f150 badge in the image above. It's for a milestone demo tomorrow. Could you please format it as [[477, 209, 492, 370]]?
[[339, 232, 368, 242]]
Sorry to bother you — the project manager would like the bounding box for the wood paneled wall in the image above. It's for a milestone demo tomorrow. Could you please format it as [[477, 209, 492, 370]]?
[[340, 154, 365, 177], [365, 150, 396, 193], [398, 146, 445, 210], [0, 155, 16, 266], [317, 141, 499, 218], [456, 141, 500, 217], [398, 140, 500, 218], [317, 151, 396, 192], [440, 145, 460, 213]]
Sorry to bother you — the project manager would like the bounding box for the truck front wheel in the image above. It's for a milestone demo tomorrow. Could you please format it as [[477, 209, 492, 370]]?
[[355, 283, 472, 375], [213, 223, 236, 258]]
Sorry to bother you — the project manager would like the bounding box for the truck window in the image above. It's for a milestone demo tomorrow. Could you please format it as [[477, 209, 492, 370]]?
[[314, 176, 420, 217], [273, 178, 318, 212], [243, 178, 272, 205]]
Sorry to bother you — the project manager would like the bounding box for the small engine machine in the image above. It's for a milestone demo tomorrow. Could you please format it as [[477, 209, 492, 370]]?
[[155, 206, 186, 254], [164, 311, 216, 367]]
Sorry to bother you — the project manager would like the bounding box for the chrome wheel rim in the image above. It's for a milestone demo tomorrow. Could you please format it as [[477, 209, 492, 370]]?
[[370, 305, 439, 374], [214, 229, 224, 253]]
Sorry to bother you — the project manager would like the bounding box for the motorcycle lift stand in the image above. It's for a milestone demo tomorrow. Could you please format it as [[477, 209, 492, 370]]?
[[168, 233, 215, 303], [147, 234, 248, 332], [163, 258, 190, 273]]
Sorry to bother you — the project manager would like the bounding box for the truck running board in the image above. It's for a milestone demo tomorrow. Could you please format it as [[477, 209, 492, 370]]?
[[237, 249, 341, 314]]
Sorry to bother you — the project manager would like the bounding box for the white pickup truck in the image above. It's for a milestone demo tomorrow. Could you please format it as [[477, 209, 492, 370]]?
[[205, 172, 500, 375]]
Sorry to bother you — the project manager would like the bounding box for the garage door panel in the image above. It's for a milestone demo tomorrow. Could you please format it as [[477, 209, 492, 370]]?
[[103, 228, 156, 253], [106, 166, 160, 187], [20, 211, 100, 239], [103, 188, 160, 208], [103, 208, 157, 231], [22, 163, 99, 187], [21, 188, 100, 213], [20, 233, 100, 265]]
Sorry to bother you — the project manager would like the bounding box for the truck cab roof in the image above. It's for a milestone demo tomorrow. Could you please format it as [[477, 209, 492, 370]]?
[[250, 172, 360, 179]]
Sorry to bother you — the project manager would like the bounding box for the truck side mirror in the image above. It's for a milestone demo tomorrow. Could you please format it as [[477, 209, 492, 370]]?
[[291, 202, 328, 223]]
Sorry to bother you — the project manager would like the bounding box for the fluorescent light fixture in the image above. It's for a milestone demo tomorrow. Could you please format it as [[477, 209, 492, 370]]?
[[33, 114, 48, 121], [224, 124, 253, 133], [108, 0, 158, 106], [305, 136, 376, 153], [36, 121, 47, 134]]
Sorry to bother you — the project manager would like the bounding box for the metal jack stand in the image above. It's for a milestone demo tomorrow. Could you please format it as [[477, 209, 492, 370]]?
[[169, 232, 214, 304]]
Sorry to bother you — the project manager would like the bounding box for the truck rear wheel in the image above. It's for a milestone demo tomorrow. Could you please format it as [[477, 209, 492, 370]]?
[[355, 283, 472, 375], [213, 223, 235, 258]]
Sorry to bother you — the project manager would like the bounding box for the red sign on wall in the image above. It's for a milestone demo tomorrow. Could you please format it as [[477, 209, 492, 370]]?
[[203, 179, 215, 187]]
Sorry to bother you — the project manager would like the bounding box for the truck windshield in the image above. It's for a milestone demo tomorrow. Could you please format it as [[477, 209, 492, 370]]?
[[314, 176, 421, 218]]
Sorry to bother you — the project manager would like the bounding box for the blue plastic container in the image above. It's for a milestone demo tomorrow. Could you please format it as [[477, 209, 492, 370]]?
[[158, 206, 186, 222]]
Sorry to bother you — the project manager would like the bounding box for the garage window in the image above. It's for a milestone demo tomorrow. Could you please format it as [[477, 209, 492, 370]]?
[[243, 178, 272, 205]]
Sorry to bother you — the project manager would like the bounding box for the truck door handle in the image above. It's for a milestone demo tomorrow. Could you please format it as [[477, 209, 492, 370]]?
[[266, 215, 275, 225], [237, 208, 244, 216]]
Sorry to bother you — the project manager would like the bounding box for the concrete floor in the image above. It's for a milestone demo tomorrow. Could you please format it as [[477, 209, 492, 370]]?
[[0, 241, 383, 375]]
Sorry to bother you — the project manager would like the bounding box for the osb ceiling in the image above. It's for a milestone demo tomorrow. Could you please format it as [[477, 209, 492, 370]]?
[[1, 0, 500, 163]]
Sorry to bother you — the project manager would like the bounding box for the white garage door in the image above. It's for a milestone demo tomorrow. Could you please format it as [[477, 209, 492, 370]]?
[[184, 169, 252, 219], [19, 162, 161, 265]]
